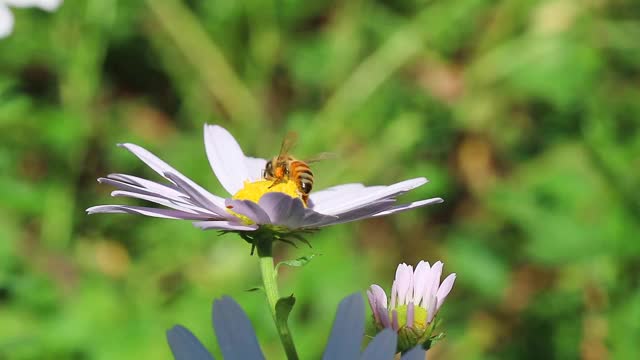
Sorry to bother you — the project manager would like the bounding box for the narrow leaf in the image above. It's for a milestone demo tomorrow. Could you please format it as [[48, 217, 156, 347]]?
[[275, 254, 319, 273], [275, 294, 296, 332]]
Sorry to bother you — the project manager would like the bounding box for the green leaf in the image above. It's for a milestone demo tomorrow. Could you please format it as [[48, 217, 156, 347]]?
[[275, 295, 296, 346], [275, 254, 319, 273]]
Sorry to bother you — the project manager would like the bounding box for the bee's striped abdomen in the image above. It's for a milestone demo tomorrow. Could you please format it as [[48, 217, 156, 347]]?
[[290, 160, 314, 195]]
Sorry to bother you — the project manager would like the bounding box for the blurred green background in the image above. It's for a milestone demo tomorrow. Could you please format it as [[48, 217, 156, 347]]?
[[1, 0, 639, 359]]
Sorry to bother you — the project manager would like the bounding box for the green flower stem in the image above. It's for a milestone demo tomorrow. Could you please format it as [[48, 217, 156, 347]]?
[[257, 239, 299, 360]]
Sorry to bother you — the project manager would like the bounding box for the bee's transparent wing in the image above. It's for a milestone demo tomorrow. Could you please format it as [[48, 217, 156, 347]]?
[[304, 152, 338, 164], [278, 131, 298, 158]]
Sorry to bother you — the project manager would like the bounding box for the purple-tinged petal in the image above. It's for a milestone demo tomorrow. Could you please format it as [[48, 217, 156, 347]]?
[[100, 175, 185, 202], [316, 178, 428, 215], [379, 306, 391, 328], [426, 291, 438, 324], [86, 205, 214, 220], [372, 197, 444, 217], [166, 325, 215, 360], [254, 192, 338, 229], [366, 288, 380, 324], [301, 209, 338, 228], [204, 125, 250, 195], [192, 221, 257, 231], [406, 301, 415, 328], [212, 296, 266, 360], [367, 285, 388, 326], [368, 284, 388, 309], [322, 293, 365, 360], [412, 261, 430, 307], [118, 143, 226, 209], [110, 191, 215, 215], [435, 273, 456, 312], [244, 156, 267, 182], [225, 199, 271, 225], [390, 280, 398, 310], [257, 193, 305, 228], [391, 309, 399, 331], [163, 172, 230, 217], [360, 328, 397, 360]]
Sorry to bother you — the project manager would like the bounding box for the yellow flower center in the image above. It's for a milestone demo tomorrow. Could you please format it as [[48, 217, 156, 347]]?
[[232, 179, 301, 203], [395, 304, 429, 330], [228, 179, 303, 225]]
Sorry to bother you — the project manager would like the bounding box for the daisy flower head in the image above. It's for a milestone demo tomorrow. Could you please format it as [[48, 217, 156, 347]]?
[[367, 261, 456, 352], [0, 0, 62, 38], [87, 125, 443, 250]]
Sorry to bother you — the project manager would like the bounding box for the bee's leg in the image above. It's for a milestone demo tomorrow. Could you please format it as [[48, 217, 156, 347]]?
[[268, 179, 284, 188]]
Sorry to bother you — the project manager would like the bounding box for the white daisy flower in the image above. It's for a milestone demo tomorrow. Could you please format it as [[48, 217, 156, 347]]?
[[87, 125, 443, 245], [367, 260, 456, 352]]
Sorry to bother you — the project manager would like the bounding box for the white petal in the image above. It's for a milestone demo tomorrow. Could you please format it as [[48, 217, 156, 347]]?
[[435, 273, 456, 312], [164, 172, 229, 217], [372, 197, 444, 217], [118, 143, 226, 209], [315, 178, 428, 215], [412, 261, 431, 306], [395, 264, 413, 306], [204, 124, 250, 195], [427, 261, 443, 306], [314, 200, 395, 227], [86, 205, 213, 220], [102, 174, 185, 202], [308, 183, 366, 212], [0, 4, 14, 39], [100, 176, 212, 214], [110, 190, 214, 215], [192, 220, 257, 231], [5, 0, 62, 11], [244, 156, 267, 182]]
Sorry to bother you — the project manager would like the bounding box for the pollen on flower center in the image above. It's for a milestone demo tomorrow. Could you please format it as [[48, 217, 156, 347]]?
[[232, 179, 302, 205], [395, 304, 429, 330]]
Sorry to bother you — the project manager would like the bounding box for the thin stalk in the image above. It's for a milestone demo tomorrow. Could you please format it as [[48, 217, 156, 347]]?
[[145, 0, 262, 123], [257, 240, 299, 360]]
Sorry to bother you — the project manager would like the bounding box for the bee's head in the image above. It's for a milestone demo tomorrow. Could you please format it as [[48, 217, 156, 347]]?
[[263, 158, 276, 179]]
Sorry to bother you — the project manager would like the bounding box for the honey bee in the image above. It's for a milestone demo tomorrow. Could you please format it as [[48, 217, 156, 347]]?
[[263, 132, 331, 205]]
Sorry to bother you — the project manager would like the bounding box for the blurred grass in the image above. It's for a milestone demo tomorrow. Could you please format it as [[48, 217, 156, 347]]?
[[1, 0, 640, 359]]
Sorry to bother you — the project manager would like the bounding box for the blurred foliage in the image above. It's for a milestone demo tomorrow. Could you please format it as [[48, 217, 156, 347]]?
[[1, 0, 639, 359]]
